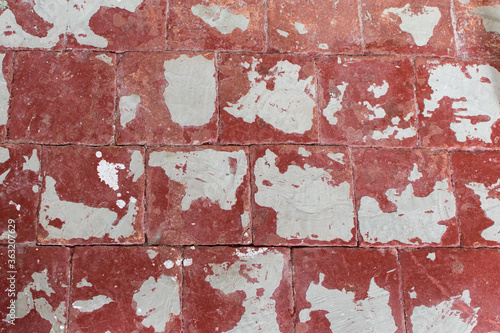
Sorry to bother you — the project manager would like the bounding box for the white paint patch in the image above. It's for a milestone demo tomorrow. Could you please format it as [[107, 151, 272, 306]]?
[[408, 163, 423, 181], [318, 43, 329, 50], [206, 248, 284, 332], [0, 53, 8, 126], [370, 124, 417, 141], [129, 150, 144, 182], [295, 22, 308, 34], [224, 58, 316, 134], [7, 269, 66, 332], [163, 260, 174, 269], [0, 229, 16, 240], [423, 63, 500, 144], [277, 29, 289, 37], [119, 94, 141, 127], [254, 149, 355, 241], [23, 149, 40, 172], [299, 274, 397, 332], [358, 179, 456, 244], [363, 101, 386, 120], [411, 290, 479, 333], [0, 168, 10, 184], [240, 210, 250, 229], [163, 55, 216, 127], [32, 185, 40, 193], [116, 199, 126, 209], [149, 149, 247, 211], [175, 259, 182, 266], [147, 249, 158, 259], [367, 80, 389, 98], [76, 278, 93, 288], [191, 5, 249, 34], [235, 247, 268, 259], [322, 81, 348, 126], [96, 151, 102, 158], [427, 252, 436, 261], [95, 54, 113, 66], [298, 147, 312, 157], [0, 0, 143, 48], [0, 146, 9, 163], [466, 180, 500, 242], [183, 258, 193, 266], [72, 295, 113, 312], [9, 200, 20, 211], [384, 4, 441, 46], [97, 160, 125, 191], [39, 176, 138, 241], [458, 0, 470, 3], [133, 275, 181, 332], [409, 288, 417, 299], [474, 6, 500, 34], [327, 153, 345, 165]]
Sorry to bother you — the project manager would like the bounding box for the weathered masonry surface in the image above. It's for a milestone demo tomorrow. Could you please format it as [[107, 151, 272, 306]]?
[[1, 0, 500, 332]]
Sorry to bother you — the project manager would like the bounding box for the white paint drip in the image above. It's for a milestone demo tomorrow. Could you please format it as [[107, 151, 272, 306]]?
[[383, 4, 441, 46], [0, 0, 143, 48], [299, 275, 398, 332], [23, 149, 40, 172], [295, 22, 308, 34], [205, 248, 285, 332], [254, 149, 355, 241], [224, 58, 316, 134], [97, 160, 125, 191], [423, 63, 500, 144], [76, 278, 93, 288], [129, 150, 144, 182], [0, 53, 8, 126], [191, 5, 249, 34], [474, 6, 500, 34], [0, 146, 9, 163], [411, 290, 479, 333], [119, 94, 141, 127], [322, 81, 348, 126], [163, 55, 216, 127], [367, 80, 389, 98], [72, 295, 114, 312], [39, 176, 138, 241], [466, 180, 500, 242], [149, 149, 247, 211], [358, 178, 456, 244], [133, 275, 181, 332]]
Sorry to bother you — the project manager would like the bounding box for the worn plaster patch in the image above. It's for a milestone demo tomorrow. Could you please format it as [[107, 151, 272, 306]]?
[[119, 94, 141, 127], [205, 249, 285, 332], [76, 278, 93, 288], [411, 290, 479, 333], [133, 275, 181, 332], [224, 58, 316, 134], [0, 53, 8, 126], [384, 4, 441, 46], [23, 149, 40, 172], [295, 22, 308, 34], [254, 149, 354, 241], [0, 0, 143, 48], [163, 55, 216, 127], [39, 176, 137, 241], [149, 149, 247, 211], [191, 5, 250, 34], [322, 81, 348, 126], [0, 146, 9, 163], [423, 63, 500, 144], [299, 275, 397, 332], [97, 160, 125, 191], [72, 295, 114, 312], [474, 6, 500, 34], [358, 177, 456, 244], [466, 180, 500, 242], [367, 80, 389, 98], [129, 150, 144, 182], [0, 168, 10, 184], [95, 54, 113, 66]]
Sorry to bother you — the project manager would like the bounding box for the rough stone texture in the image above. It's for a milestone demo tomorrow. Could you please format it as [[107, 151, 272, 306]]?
[[0, 144, 41, 244], [268, 0, 362, 53], [416, 58, 500, 148], [37, 146, 145, 245], [183, 246, 293, 333], [168, 0, 266, 51], [69, 246, 182, 333], [318, 56, 417, 147], [146, 146, 251, 245], [455, 0, 500, 59], [252, 145, 356, 246], [353, 148, 458, 247], [219, 53, 318, 144], [361, 0, 455, 56], [401, 248, 500, 332], [452, 151, 500, 248], [293, 247, 405, 333], [116, 52, 218, 145], [0, 52, 12, 141], [9, 51, 115, 145], [0, 245, 71, 332]]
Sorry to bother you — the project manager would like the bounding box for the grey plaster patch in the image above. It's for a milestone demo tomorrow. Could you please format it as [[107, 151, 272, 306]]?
[[0, 146, 9, 163], [72, 295, 114, 312], [191, 5, 250, 34], [119, 94, 141, 127], [129, 150, 144, 182], [0, 53, 8, 126], [23, 149, 40, 172], [474, 6, 500, 34]]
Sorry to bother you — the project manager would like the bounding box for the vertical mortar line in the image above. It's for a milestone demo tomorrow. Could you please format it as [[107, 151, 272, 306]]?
[[165, 0, 171, 51], [65, 246, 75, 333], [356, 0, 367, 53], [142, 145, 149, 245], [410, 57, 422, 149], [264, 0, 270, 53], [5, 50, 17, 142], [180, 245, 185, 333], [449, 0, 461, 59], [289, 247, 297, 332], [348, 146, 362, 247], [215, 51, 222, 145], [112, 52, 120, 146], [447, 149, 461, 247], [35, 145, 45, 245], [396, 248, 409, 333], [314, 56, 321, 144], [248, 145, 255, 246]]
